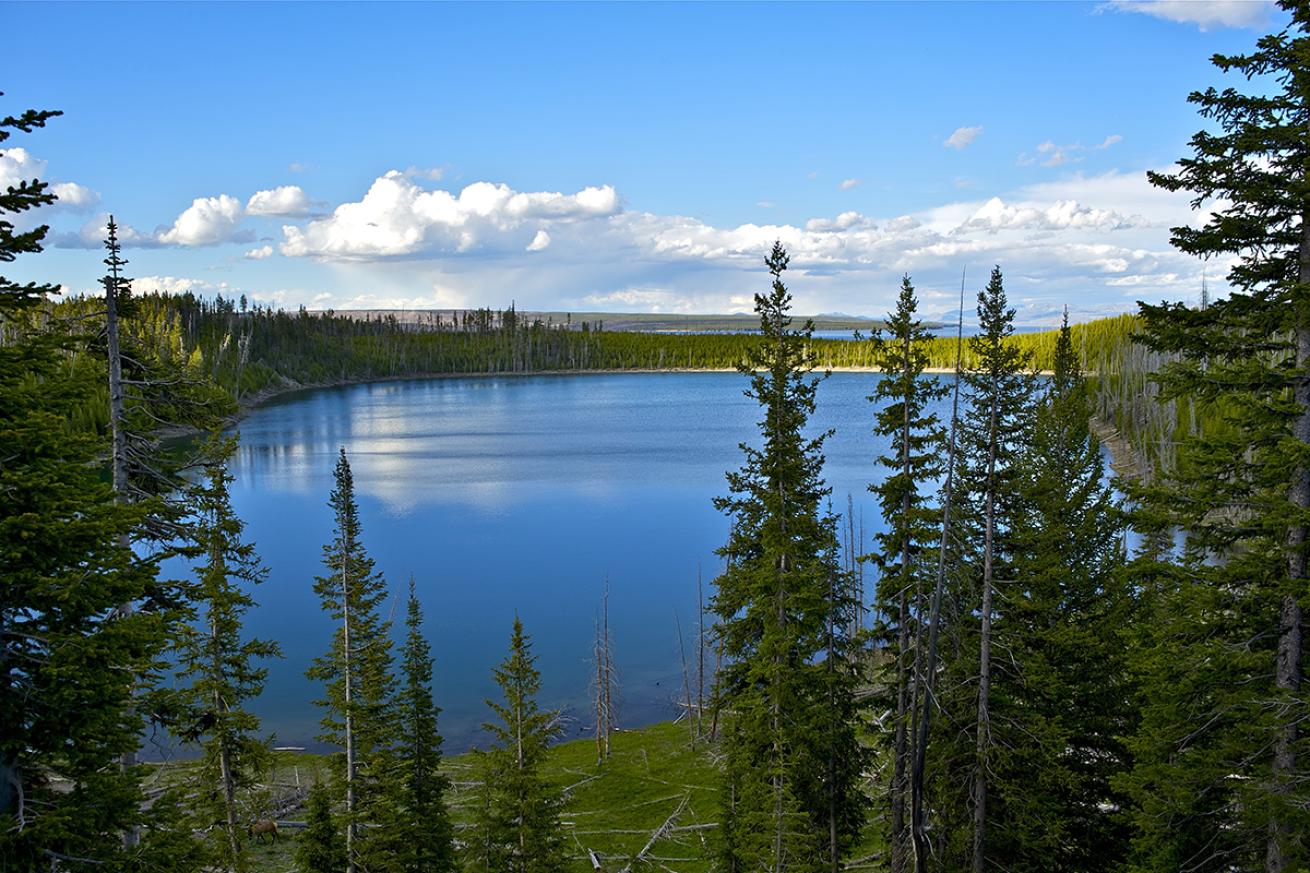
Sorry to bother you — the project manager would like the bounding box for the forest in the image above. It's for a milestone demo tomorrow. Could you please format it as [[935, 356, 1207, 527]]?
[[3, 4, 1309, 872]]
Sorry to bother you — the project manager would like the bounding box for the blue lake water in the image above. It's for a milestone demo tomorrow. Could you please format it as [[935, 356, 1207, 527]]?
[[162, 371, 955, 756]]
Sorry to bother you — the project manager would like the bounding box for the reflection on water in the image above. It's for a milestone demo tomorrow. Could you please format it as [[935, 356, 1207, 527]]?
[[202, 372, 950, 753]]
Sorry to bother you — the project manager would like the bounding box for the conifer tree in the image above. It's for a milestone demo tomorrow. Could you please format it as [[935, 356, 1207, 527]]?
[[384, 579, 455, 873], [0, 96, 171, 868], [946, 266, 1034, 873], [308, 448, 395, 873], [296, 780, 347, 873], [992, 313, 1132, 872], [174, 444, 281, 872], [711, 242, 866, 872], [1123, 4, 1310, 868], [867, 275, 949, 872], [467, 617, 566, 873]]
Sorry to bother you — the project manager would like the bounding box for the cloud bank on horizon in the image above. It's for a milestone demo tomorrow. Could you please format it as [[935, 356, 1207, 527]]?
[[4, 0, 1285, 326], [41, 166, 1218, 328]]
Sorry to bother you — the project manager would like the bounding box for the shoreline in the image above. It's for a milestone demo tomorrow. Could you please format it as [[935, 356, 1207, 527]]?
[[229, 364, 1053, 416], [179, 367, 1125, 472]]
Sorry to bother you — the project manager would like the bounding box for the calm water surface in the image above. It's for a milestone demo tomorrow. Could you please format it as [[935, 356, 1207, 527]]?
[[175, 371, 950, 755]]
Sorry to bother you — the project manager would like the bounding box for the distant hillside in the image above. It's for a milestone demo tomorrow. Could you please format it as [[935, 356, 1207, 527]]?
[[325, 308, 890, 333]]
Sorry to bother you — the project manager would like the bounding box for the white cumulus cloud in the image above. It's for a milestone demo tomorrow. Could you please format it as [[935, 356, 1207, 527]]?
[[1096, 134, 1124, 150], [805, 211, 876, 233], [838, 178, 862, 190], [962, 196, 1141, 233], [51, 182, 99, 209], [131, 275, 227, 295], [1, 148, 100, 211], [1103, 0, 1276, 30], [280, 172, 621, 259], [247, 185, 311, 216], [158, 194, 246, 246], [121, 161, 1212, 324], [944, 126, 984, 150]]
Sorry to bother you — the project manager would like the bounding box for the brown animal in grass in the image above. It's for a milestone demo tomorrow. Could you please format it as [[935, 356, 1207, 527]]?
[[248, 819, 279, 844]]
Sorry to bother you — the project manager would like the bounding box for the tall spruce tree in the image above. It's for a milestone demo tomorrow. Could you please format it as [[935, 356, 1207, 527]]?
[[384, 579, 455, 873], [992, 313, 1132, 872], [938, 266, 1034, 873], [711, 242, 866, 872], [867, 275, 950, 873], [308, 448, 395, 873], [467, 617, 566, 873], [0, 97, 172, 868], [1122, 3, 1310, 868], [174, 444, 281, 872]]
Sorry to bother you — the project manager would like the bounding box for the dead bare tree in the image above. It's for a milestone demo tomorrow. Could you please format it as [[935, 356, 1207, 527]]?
[[592, 580, 617, 763], [675, 609, 696, 749], [696, 565, 706, 741], [911, 270, 966, 872]]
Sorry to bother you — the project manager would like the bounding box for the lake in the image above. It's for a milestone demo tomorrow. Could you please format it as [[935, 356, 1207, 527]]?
[[159, 371, 954, 758]]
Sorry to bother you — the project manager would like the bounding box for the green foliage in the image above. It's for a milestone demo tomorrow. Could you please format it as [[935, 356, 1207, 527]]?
[[296, 780, 347, 873], [988, 314, 1133, 872], [0, 94, 175, 870], [307, 448, 396, 871], [711, 243, 866, 872], [383, 580, 456, 873], [866, 275, 950, 868], [1120, 5, 1310, 868], [466, 617, 566, 873], [172, 444, 281, 872], [926, 266, 1037, 871]]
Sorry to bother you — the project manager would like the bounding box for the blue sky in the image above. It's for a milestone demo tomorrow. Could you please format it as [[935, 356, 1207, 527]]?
[[3, 0, 1290, 324]]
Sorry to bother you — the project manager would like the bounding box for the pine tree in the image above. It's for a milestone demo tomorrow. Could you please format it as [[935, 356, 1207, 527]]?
[[990, 313, 1132, 872], [173, 444, 281, 872], [296, 780, 347, 873], [867, 275, 950, 872], [467, 617, 566, 873], [711, 242, 866, 872], [384, 579, 455, 873], [1122, 4, 1310, 867], [307, 448, 395, 873], [0, 96, 172, 868], [945, 266, 1035, 873]]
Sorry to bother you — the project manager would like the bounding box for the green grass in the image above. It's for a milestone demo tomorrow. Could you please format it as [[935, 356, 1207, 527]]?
[[467, 720, 722, 871], [175, 718, 883, 870]]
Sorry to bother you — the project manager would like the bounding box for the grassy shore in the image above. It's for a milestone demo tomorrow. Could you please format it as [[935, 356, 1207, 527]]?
[[178, 718, 882, 872]]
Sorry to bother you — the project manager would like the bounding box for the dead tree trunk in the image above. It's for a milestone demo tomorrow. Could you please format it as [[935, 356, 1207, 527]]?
[[972, 399, 1000, 873], [912, 272, 966, 872], [341, 526, 357, 873], [103, 219, 140, 850]]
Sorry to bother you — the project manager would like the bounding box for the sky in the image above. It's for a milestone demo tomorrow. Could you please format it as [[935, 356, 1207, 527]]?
[[3, 0, 1292, 325]]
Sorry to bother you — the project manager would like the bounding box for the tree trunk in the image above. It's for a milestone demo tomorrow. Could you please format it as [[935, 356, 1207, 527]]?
[[894, 335, 916, 873], [827, 579, 839, 873], [1269, 213, 1310, 873], [973, 404, 999, 873], [698, 568, 706, 741], [105, 249, 139, 850], [218, 706, 241, 870], [913, 277, 966, 873], [603, 583, 612, 758], [341, 539, 356, 873], [891, 592, 909, 873]]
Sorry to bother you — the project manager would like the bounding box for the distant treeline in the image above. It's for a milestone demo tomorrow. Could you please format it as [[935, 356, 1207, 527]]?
[[45, 292, 1195, 477]]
